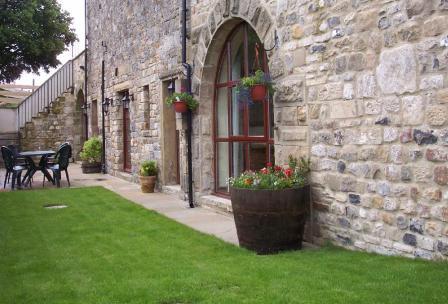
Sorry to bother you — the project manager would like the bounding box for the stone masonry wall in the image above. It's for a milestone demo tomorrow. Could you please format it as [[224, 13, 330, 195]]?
[[86, 0, 448, 259], [190, 0, 448, 259], [86, 0, 181, 181], [20, 53, 86, 159]]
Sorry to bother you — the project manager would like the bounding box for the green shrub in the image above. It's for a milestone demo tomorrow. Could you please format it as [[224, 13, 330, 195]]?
[[140, 160, 157, 176], [237, 69, 275, 96], [165, 92, 198, 110], [80, 137, 102, 163]]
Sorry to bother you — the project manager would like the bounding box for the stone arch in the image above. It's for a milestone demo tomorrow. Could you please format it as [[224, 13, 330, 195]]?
[[194, 0, 275, 80], [192, 1, 277, 195], [75, 89, 87, 148], [195, 0, 277, 113]]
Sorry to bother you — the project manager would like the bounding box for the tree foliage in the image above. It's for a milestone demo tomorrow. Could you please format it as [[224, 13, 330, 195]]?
[[0, 0, 77, 83]]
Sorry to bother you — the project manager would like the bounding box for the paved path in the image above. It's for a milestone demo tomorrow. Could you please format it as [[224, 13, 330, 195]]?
[[0, 163, 239, 245]]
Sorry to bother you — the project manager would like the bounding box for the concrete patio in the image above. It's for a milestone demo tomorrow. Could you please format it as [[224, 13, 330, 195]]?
[[0, 162, 239, 245]]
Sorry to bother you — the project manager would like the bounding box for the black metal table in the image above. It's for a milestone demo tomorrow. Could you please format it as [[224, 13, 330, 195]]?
[[19, 150, 56, 186]]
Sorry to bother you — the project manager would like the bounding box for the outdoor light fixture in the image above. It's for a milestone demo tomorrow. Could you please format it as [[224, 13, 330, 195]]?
[[80, 103, 90, 114], [167, 79, 175, 95], [102, 98, 112, 115], [121, 92, 134, 109]]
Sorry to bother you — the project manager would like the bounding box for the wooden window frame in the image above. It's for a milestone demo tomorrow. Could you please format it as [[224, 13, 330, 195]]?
[[213, 23, 274, 196]]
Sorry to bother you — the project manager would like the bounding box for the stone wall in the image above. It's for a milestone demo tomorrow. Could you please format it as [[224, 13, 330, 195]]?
[[19, 53, 86, 159], [86, 0, 448, 259], [86, 0, 182, 181]]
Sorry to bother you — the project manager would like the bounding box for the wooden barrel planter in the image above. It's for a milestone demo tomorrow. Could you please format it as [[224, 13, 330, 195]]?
[[230, 185, 310, 254]]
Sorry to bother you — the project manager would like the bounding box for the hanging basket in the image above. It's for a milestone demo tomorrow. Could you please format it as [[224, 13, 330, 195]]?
[[173, 100, 188, 113], [250, 85, 267, 102]]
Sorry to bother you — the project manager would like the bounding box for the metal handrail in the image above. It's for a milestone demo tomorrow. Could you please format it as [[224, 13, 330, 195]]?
[[17, 60, 74, 129]]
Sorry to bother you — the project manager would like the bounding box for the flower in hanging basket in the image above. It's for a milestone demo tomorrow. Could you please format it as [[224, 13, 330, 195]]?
[[228, 155, 310, 190], [165, 92, 199, 113], [236, 69, 275, 102]]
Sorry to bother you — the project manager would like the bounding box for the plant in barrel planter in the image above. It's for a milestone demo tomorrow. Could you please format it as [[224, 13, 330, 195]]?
[[165, 92, 198, 113], [228, 156, 310, 254], [79, 137, 102, 174], [139, 160, 157, 193], [237, 69, 275, 102]]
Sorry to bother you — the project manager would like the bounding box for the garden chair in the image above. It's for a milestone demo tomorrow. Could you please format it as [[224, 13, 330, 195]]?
[[6, 145, 26, 183], [47, 144, 72, 187], [1, 146, 26, 189]]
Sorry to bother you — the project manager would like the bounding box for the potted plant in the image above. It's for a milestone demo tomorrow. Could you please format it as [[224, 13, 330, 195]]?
[[165, 92, 198, 113], [139, 160, 157, 193], [79, 137, 102, 173], [237, 69, 275, 102], [228, 155, 310, 254]]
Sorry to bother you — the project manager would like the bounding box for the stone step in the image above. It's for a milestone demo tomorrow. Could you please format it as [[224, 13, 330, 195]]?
[[198, 195, 233, 216], [162, 184, 188, 201], [115, 171, 134, 183]]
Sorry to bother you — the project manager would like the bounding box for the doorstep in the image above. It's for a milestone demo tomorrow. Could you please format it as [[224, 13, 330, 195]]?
[[162, 184, 187, 200], [115, 170, 134, 183], [198, 195, 233, 216]]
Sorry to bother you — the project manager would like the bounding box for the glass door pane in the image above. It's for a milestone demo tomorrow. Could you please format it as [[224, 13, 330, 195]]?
[[216, 88, 228, 138], [231, 87, 244, 136], [249, 143, 266, 171], [247, 26, 264, 74], [232, 142, 245, 177], [217, 142, 229, 191], [248, 101, 264, 136], [218, 56, 228, 84], [230, 28, 245, 81]]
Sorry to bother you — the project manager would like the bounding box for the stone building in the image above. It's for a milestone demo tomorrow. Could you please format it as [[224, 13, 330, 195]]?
[[84, 0, 448, 259], [18, 51, 87, 161]]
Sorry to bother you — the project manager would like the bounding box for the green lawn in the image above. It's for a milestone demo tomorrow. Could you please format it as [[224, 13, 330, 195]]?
[[0, 187, 447, 304]]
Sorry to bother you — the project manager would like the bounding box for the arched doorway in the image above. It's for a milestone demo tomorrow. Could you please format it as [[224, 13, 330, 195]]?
[[75, 90, 87, 145], [214, 22, 274, 194]]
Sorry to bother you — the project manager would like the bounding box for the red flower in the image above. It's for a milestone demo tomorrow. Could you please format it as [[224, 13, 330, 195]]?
[[260, 168, 268, 174], [266, 162, 273, 167], [284, 168, 292, 177], [274, 165, 282, 172]]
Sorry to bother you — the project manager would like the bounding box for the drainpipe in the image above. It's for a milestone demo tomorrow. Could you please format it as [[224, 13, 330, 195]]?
[[182, 0, 194, 208], [84, 0, 88, 141], [101, 60, 106, 174]]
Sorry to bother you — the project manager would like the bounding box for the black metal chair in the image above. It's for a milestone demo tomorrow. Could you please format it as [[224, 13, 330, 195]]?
[[5, 145, 26, 184], [47, 144, 72, 188], [1, 146, 25, 189]]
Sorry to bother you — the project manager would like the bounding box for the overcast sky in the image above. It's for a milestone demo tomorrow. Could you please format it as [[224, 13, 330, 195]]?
[[16, 0, 85, 86]]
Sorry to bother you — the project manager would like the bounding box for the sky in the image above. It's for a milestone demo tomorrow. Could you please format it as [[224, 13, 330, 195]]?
[[16, 0, 85, 86]]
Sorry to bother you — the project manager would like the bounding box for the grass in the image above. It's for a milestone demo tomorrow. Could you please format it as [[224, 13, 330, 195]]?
[[0, 187, 447, 304]]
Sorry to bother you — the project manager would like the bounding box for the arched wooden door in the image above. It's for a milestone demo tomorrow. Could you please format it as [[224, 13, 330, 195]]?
[[213, 23, 274, 195]]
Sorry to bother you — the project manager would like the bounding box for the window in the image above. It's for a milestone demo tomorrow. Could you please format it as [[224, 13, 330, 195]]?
[[214, 23, 274, 194]]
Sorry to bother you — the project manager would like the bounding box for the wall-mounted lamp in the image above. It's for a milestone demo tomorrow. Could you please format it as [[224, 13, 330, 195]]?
[[102, 98, 112, 115], [167, 79, 176, 96], [80, 103, 90, 115], [121, 92, 134, 109]]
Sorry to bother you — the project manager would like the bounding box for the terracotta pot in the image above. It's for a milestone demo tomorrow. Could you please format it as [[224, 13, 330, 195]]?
[[173, 100, 188, 113], [230, 185, 310, 254], [140, 175, 157, 193], [250, 84, 267, 102], [81, 162, 101, 174]]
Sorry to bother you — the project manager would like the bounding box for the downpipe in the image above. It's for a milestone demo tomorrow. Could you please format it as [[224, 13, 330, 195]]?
[[182, 0, 195, 208]]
